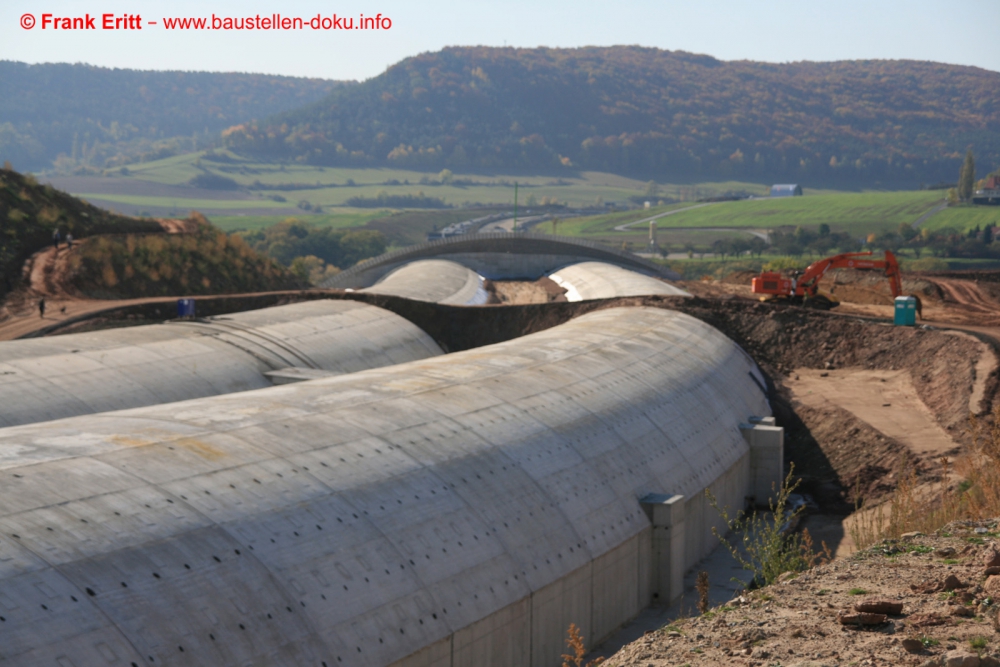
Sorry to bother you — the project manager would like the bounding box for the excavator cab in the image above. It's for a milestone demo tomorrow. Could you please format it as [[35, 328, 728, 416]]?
[[751, 271, 793, 297]]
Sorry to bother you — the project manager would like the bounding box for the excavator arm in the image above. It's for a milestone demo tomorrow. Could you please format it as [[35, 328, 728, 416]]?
[[751, 250, 903, 306], [796, 250, 902, 298]]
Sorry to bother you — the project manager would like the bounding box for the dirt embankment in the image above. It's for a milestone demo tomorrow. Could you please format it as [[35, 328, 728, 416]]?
[[662, 298, 994, 509], [607, 520, 1000, 667], [0, 215, 301, 334], [485, 278, 567, 304]]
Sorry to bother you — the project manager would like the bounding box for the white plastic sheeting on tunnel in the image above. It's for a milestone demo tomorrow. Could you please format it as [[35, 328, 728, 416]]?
[[548, 262, 690, 301], [358, 260, 489, 305], [0, 300, 443, 428], [0, 307, 768, 667]]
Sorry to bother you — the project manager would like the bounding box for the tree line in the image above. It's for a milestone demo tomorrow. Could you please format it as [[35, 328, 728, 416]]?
[[237, 220, 387, 284], [699, 222, 1000, 262]]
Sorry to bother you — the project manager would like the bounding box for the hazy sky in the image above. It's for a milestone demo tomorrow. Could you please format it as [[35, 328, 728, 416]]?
[[2, 0, 998, 80]]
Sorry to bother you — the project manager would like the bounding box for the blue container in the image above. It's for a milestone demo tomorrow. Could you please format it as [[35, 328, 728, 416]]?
[[894, 296, 916, 326], [177, 298, 196, 319]]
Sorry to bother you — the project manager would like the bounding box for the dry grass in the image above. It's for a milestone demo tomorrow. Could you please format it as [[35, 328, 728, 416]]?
[[696, 571, 710, 614], [849, 406, 1000, 551], [561, 623, 604, 667]]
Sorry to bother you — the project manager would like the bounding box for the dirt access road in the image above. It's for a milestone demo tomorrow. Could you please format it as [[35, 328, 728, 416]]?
[[0, 218, 200, 340]]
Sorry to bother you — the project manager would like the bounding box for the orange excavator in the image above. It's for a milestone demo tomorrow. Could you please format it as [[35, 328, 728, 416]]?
[[751, 250, 904, 311]]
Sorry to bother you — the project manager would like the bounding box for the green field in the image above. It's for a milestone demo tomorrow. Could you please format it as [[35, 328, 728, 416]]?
[[550, 203, 693, 235], [79, 193, 296, 211], [48, 149, 997, 255], [645, 191, 945, 236], [209, 210, 393, 232], [919, 205, 1000, 232], [59, 150, 783, 213]]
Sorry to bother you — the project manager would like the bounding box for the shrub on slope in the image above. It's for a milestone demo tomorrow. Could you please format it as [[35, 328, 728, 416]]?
[[67, 216, 302, 298]]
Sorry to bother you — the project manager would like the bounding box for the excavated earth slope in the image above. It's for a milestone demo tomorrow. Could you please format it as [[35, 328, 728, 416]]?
[[606, 519, 1000, 667]]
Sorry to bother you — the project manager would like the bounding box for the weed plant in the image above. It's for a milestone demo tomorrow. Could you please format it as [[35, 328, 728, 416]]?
[[561, 623, 603, 667], [696, 571, 710, 614], [708, 465, 831, 588]]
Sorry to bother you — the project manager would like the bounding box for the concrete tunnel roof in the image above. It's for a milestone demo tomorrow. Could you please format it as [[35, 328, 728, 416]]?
[[0, 307, 769, 667], [548, 262, 691, 301], [358, 260, 488, 305], [356, 259, 687, 305], [319, 232, 681, 289], [0, 300, 442, 428]]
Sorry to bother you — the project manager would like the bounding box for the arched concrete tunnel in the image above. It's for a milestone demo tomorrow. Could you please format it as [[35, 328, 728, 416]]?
[[547, 261, 690, 301], [357, 260, 489, 305], [0, 258, 686, 428], [0, 306, 782, 667], [0, 300, 443, 428]]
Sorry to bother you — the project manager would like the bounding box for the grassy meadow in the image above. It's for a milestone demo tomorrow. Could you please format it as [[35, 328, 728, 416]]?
[[55, 150, 777, 224], [919, 204, 1000, 232], [42, 149, 1000, 256], [644, 191, 945, 235], [210, 210, 393, 232]]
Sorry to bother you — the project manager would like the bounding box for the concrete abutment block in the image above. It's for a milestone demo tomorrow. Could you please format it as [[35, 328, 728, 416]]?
[[640, 493, 686, 606], [741, 421, 785, 508]]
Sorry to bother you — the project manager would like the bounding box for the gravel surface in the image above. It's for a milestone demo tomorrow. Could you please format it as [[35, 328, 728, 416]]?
[[605, 520, 1000, 667]]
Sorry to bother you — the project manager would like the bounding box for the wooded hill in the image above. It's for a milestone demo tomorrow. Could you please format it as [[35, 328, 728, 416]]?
[[223, 46, 1000, 187], [0, 61, 343, 171]]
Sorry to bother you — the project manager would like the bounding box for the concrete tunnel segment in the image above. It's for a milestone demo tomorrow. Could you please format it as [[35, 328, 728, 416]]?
[[0, 307, 782, 667], [319, 233, 681, 289], [0, 300, 443, 428], [548, 262, 690, 300], [358, 260, 489, 305]]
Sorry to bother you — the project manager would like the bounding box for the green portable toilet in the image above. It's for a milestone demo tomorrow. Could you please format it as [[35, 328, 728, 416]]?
[[894, 296, 916, 326]]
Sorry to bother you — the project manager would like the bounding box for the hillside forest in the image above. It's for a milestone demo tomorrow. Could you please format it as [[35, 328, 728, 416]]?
[[223, 46, 1000, 187], [0, 62, 342, 172]]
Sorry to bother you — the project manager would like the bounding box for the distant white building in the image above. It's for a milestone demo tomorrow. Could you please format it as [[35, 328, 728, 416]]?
[[771, 184, 803, 197]]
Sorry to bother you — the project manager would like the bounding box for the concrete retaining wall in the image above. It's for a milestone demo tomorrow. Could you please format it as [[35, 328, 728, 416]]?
[[0, 307, 770, 667]]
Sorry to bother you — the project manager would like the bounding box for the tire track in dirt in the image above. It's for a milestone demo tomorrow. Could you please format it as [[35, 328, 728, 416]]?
[[934, 278, 1000, 314]]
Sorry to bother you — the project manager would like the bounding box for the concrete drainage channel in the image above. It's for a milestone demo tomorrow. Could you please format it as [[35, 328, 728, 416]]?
[[1, 259, 992, 666]]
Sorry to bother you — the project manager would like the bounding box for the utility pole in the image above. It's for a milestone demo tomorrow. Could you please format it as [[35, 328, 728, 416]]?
[[513, 182, 518, 231]]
